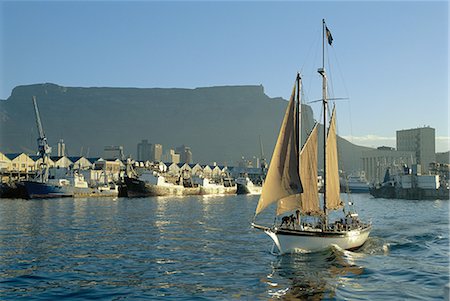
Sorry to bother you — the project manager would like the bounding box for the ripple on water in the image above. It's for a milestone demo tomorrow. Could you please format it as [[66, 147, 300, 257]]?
[[0, 196, 448, 300]]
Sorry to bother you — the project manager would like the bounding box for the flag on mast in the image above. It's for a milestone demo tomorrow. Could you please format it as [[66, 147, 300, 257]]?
[[325, 26, 333, 45]]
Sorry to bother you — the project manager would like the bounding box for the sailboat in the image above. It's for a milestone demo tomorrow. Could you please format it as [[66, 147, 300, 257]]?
[[252, 20, 371, 254]]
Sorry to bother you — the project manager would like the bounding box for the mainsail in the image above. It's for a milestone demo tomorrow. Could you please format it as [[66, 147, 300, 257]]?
[[325, 106, 342, 210], [299, 124, 321, 214], [255, 85, 302, 216], [277, 123, 320, 216]]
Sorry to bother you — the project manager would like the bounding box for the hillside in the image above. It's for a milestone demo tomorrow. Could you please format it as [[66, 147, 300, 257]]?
[[0, 83, 372, 170]]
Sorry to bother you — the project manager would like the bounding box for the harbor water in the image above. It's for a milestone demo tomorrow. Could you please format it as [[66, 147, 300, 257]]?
[[0, 194, 448, 300]]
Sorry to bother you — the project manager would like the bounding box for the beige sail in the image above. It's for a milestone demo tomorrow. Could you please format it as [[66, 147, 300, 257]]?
[[325, 107, 343, 210], [299, 123, 321, 214], [277, 123, 320, 216], [255, 85, 302, 216]]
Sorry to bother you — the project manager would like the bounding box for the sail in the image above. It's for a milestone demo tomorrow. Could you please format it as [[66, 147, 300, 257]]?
[[277, 123, 320, 216], [325, 107, 342, 210], [299, 123, 321, 214], [255, 85, 303, 216]]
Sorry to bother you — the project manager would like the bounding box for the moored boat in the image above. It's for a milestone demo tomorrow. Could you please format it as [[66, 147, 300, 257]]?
[[236, 176, 262, 195], [341, 173, 370, 193], [194, 177, 237, 195], [22, 179, 73, 198], [124, 171, 200, 197]]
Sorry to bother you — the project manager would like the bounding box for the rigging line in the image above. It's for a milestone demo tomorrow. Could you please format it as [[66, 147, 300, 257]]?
[[305, 29, 321, 105], [329, 46, 355, 146], [299, 27, 321, 75], [326, 46, 335, 101], [330, 45, 351, 99]]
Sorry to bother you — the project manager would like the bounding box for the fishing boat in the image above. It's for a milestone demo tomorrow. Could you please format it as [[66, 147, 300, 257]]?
[[124, 170, 201, 197], [20, 96, 73, 199], [21, 96, 119, 199], [236, 137, 268, 195], [193, 177, 237, 195], [252, 20, 371, 254], [340, 172, 370, 193]]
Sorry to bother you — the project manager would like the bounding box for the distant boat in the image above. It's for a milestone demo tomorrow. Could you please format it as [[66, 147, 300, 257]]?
[[340, 173, 370, 193], [21, 96, 118, 199], [236, 176, 262, 195], [22, 179, 73, 199], [20, 96, 71, 199], [252, 20, 371, 254], [236, 137, 267, 195], [23, 170, 119, 198], [124, 170, 200, 197], [369, 167, 449, 200], [194, 177, 237, 195]]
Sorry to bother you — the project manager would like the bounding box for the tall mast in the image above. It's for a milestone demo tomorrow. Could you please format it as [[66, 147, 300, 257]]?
[[318, 19, 328, 224], [296, 73, 301, 157]]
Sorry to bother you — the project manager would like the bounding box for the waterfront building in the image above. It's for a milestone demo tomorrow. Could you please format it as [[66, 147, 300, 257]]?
[[190, 164, 203, 177], [30, 155, 55, 170], [178, 163, 192, 174], [202, 165, 213, 179], [103, 146, 125, 161], [362, 146, 416, 183], [137, 140, 152, 162], [166, 162, 181, 176], [396, 126, 435, 173], [0, 152, 12, 172], [68, 156, 93, 170], [50, 156, 73, 168], [92, 158, 123, 182], [211, 165, 222, 180], [6, 153, 36, 172]]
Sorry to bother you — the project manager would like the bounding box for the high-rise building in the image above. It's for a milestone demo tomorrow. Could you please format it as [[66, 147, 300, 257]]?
[[176, 145, 192, 164], [137, 139, 152, 161], [396, 126, 435, 173], [164, 149, 180, 163], [152, 144, 163, 162]]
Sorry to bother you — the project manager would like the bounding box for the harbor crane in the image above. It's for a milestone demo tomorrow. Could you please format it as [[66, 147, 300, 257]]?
[[32, 96, 51, 182]]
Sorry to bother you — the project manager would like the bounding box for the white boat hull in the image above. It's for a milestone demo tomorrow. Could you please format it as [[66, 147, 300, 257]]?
[[253, 224, 371, 253]]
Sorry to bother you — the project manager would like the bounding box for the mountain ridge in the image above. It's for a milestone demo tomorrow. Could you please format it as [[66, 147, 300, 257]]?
[[0, 83, 372, 170]]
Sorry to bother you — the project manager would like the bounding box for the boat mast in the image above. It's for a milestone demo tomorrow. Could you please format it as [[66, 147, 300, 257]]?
[[296, 72, 301, 160], [318, 19, 328, 225], [296, 72, 302, 224]]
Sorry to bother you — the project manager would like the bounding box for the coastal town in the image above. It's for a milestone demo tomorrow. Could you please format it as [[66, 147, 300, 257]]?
[[1, 123, 448, 200]]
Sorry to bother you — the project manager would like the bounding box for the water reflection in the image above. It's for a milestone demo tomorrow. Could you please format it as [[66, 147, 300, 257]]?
[[268, 247, 365, 300]]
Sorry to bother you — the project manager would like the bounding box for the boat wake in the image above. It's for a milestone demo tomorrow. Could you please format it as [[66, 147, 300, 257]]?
[[267, 244, 368, 299]]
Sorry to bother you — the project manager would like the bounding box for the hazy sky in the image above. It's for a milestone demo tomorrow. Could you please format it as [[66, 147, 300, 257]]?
[[1, 1, 448, 151]]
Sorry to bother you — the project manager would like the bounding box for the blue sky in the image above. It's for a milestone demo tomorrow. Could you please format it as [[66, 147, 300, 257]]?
[[1, 1, 448, 151]]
